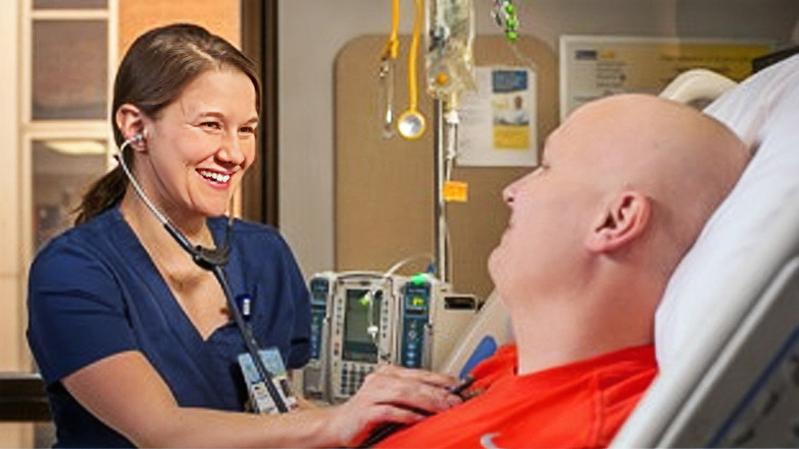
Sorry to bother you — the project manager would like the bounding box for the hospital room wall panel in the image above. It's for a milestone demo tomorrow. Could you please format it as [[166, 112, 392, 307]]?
[[334, 36, 434, 275], [670, 0, 799, 39], [335, 35, 556, 300]]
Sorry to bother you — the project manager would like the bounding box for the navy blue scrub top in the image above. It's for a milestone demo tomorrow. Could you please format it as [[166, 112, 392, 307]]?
[[27, 207, 311, 448]]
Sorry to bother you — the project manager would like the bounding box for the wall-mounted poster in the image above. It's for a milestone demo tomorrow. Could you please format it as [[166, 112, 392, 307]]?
[[457, 66, 538, 167], [559, 36, 773, 121]]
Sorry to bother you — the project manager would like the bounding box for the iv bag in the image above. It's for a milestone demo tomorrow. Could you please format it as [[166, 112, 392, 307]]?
[[425, 0, 476, 105]]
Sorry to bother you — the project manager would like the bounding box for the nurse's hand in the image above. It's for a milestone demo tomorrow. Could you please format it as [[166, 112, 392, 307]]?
[[324, 364, 462, 447]]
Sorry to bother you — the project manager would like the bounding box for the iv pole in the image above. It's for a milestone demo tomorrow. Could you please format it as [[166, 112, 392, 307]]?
[[433, 99, 449, 283]]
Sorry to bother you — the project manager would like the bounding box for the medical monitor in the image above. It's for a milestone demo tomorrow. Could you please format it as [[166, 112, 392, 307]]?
[[342, 289, 383, 364]]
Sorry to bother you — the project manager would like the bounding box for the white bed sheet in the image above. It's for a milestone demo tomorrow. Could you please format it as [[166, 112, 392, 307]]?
[[656, 53, 799, 367]]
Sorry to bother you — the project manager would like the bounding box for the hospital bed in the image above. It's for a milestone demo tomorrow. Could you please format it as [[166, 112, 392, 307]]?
[[613, 53, 799, 448], [443, 53, 799, 447]]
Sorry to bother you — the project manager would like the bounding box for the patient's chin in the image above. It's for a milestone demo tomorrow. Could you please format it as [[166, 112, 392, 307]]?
[[487, 247, 506, 286]]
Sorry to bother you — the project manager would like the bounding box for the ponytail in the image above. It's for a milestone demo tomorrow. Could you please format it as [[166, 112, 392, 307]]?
[[73, 165, 129, 226]]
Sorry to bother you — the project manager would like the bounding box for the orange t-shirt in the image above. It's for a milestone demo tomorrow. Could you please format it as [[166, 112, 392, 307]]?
[[376, 344, 657, 449]]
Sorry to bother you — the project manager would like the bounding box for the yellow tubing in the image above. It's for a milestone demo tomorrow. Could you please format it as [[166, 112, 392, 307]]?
[[408, 0, 422, 112], [382, 0, 401, 60]]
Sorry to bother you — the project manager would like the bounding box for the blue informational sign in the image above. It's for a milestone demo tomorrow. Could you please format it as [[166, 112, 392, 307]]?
[[492, 69, 528, 93]]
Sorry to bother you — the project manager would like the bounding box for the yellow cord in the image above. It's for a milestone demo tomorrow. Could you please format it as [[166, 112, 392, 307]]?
[[408, 0, 422, 112], [382, 0, 401, 60]]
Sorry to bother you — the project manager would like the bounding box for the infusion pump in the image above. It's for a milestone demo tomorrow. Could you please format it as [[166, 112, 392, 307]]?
[[302, 271, 478, 403]]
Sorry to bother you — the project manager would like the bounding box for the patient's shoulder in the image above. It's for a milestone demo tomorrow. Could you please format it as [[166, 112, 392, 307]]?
[[593, 345, 658, 447]]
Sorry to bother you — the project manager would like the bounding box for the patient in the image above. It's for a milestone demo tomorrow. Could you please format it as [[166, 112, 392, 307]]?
[[375, 94, 749, 448]]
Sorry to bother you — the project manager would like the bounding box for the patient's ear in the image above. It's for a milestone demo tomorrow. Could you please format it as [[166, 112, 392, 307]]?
[[585, 191, 651, 253]]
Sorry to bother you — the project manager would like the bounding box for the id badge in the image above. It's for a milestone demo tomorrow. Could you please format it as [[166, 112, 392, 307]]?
[[237, 348, 299, 414]]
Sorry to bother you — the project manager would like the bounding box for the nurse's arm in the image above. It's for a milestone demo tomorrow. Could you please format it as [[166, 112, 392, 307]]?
[[63, 350, 459, 447]]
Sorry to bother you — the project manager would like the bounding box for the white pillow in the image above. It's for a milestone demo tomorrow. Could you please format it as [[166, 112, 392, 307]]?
[[655, 54, 799, 368]]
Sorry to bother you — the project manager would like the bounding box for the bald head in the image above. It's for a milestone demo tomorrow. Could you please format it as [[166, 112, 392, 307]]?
[[490, 94, 748, 305], [561, 94, 749, 275]]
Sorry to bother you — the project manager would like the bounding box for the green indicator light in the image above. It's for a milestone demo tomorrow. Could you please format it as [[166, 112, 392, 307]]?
[[359, 295, 371, 306], [411, 273, 426, 285]]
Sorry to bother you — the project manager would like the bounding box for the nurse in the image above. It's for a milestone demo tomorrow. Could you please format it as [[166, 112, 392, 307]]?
[[27, 23, 460, 448]]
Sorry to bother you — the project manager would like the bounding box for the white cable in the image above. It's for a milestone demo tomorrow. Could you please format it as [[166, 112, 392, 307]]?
[[114, 137, 171, 226], [506, 39, 539, 73], [383, 253, 435, 279], [115, 137, 236, 249], [444, 218, 453, 283]]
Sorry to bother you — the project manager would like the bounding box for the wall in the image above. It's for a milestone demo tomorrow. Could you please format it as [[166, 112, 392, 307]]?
[[118, 0, 240, 57], [279, 0, 799, 280], [0, 0, 25, 445]]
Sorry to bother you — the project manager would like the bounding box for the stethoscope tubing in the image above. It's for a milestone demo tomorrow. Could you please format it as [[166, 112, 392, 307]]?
[[115, 135, 289, 413]]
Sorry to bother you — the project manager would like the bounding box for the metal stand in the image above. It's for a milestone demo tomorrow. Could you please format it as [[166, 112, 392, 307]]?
[[433, 99, 449, 283]]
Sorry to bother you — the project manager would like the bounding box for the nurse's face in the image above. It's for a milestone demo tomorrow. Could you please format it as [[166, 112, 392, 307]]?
[[138, 68, 258, 220]]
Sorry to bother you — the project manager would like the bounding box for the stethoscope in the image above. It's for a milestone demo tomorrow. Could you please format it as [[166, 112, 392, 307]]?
[[115, 133, 290, 413]]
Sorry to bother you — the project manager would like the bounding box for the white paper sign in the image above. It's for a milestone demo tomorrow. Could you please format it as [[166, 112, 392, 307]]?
[[456, 66, 538, 167], [559, 36, 772, 121]]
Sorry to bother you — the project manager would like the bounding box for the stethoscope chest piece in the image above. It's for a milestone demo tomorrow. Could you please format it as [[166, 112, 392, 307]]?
[[397, 110, 427, 140]]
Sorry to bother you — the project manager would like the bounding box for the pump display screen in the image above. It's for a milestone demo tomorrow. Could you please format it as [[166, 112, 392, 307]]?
[[342, 289, 382, 363]]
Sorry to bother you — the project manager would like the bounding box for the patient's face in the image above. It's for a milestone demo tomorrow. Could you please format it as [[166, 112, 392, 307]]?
[[488, 125, 603, 305], [488, 94, 749, 308]]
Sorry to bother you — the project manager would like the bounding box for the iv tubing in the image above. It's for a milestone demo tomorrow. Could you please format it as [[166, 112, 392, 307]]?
[[382, 0, 400, 60]]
